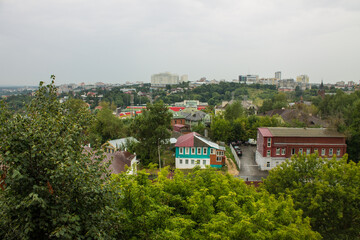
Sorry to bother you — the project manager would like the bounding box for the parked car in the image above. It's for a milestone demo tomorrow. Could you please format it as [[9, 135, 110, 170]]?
[[233, 146, 242, 156], [248, 139, 257, 146]]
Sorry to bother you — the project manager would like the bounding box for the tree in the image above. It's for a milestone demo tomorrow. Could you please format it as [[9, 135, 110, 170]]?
[[89, 105, 125, 147], [109, 167, 321, 239], [210, 117, 232, 143], [224, 100, 245, 122], [263, 153, 360, 239], [131, 100, 172, 166], [0, 82, 113, 239]]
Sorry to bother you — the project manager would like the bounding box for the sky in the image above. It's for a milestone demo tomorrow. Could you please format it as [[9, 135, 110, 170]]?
[[1, 0, 360, 86]]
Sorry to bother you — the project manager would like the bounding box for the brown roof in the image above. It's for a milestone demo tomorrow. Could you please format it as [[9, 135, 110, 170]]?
[[267, 127, 345, 138]]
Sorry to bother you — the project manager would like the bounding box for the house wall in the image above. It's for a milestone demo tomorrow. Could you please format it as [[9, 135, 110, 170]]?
[[171, 118, 185, 126], [175, 147, 224, 169]]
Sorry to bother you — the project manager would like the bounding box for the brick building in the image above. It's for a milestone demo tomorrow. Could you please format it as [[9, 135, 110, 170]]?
[[256, 127, 346, 170]]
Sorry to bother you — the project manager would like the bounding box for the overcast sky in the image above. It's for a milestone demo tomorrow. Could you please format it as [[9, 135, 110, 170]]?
[[1, 0, 360, 85]]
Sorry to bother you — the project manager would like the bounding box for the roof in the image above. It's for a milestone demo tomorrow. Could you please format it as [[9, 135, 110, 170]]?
[[263, 127, 345, 138], [175, 132, 225, 150], [258, 128, 273, 137], [184, 111, 207, 121], [175, 132, 199, 147], [107, 137, 138, 149]]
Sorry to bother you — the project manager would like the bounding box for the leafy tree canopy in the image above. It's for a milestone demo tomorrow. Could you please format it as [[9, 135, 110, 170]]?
[[263, 153, 360, 239]]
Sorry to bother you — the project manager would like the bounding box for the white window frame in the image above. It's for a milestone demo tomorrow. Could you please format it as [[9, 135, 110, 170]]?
[[179, 147, 183, 154], [337, 148, 341, 156], [267, 150, 271, 157], [210, 148, 215, 154], [191, 147, 195, 155], [185, 147, 189, 154], [203, 147, 207, 155], [321, 148, 325, 156], [203, 160, 206, 165], [216, 157, 222, 162], [267, 138, 271, 147], [329, 148, 333, 156], [282, 148, 286, 155], [306, 148, 311, 155], [179, 159, 183, 164], [197, 147, 202, 155], [185, 159, 189, 164], [299, 148, 303, 154], [276, 148, 280, 155], [267, 162, 270, 167], [191, 159, 194, 165], [314, 148, 318, 153]]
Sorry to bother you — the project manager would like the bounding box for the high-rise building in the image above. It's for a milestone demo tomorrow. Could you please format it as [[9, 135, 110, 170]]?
[[275, 71, 281, 80], [239, 75, 258, 84], [151, 72, 180, 87], [180, 75, 188, 83], [296, 75, 309, 83]]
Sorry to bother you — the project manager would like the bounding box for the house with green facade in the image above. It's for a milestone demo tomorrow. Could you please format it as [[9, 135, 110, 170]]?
[[175, 132, 225, 169]]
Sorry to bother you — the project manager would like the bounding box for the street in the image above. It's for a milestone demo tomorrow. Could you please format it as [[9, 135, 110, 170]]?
[[237, 145, 268, 181]]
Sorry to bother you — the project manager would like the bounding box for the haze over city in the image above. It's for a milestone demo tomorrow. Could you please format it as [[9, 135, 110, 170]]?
[[1, 0, 360, 85]]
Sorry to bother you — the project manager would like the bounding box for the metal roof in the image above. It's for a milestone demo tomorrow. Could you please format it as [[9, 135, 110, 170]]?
[[266, 127, 345, 138]]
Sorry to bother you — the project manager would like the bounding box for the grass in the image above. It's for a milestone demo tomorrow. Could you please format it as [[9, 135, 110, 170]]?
[[225, 146, 240, 171]]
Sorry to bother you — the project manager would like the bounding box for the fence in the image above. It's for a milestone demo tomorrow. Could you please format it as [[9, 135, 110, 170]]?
[[229, 144, 241, 170]]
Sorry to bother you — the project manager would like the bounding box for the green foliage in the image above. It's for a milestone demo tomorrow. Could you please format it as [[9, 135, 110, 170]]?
[[0, 82, 113, 239], [224, 100, 245, 122], [263, 153, 360, 239], [259, 92, 288, 113], [89, 104, 125, 147], [109, 168, 321, 239], [131, 100, 172, 166]]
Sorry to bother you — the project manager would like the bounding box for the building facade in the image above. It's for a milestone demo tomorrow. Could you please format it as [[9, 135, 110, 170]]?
[[175, 132, 225, 169], [151, 72, 180, 87], [255, 127, 346, 170]]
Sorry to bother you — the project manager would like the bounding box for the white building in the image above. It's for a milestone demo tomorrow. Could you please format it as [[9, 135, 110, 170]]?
[[151, 72, 180, 87]]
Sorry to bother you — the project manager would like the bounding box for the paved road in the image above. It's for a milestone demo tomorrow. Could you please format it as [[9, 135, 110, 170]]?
[[237, 145, 268, 181]]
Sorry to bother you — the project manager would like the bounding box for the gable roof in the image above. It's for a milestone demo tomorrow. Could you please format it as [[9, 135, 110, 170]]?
[[175, 132, 225, 150], [106, 137, 138, 149]]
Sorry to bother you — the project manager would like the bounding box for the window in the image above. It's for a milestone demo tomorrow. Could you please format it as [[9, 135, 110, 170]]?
[[216, 151, 224, 156], [210, 148, 215, 154], [191, 160, 194, 164], [179, 159, 183, 164], [329, 148, 333, 156], [203, 160, 206, 165], [337, 148, 341, 156], [291, 148, 295, 155], [276, 148, 280, 155], [267, 162, 270, 167], [321, 148, 325, 156], [197, 147, 201, 155], [203, 147, 207, 155], [185, 159, 189, 164], [191, 147, 195, 154], [299, 148, 303, 154], [179, 147, 183, 154], [314, 148, 318, 153], [267, 150, 271, 157], [282, 148, 286, 155], [267, 138, 271, 147], [306, 148, 311, 154], [216, 157, 222, 162], [185, 147, 189, 154]]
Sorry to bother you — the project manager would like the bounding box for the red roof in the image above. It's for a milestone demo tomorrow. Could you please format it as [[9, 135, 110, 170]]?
[[169, 107, 185, 112], [258, 128, 273, 137], [197, 106, 206, 110], [175, 132, 200, 147]]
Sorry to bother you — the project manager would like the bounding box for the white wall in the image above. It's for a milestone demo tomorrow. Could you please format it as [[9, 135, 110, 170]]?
[[175, 158, 209, 169]]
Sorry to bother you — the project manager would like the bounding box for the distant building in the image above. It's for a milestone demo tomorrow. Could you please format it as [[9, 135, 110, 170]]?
[[278, 79, 296, 91], [180, 75, 188, 83], [275, 71, 281, 80], [296, 75, 309, 83], [151, 72, 180, 87], [175, 132, 225, 169], [238, 75, 259, 84], [255, 127, 346, 170]]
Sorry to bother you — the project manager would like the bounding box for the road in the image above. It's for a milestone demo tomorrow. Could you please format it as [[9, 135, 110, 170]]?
[[238, 145, 268, 181]]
